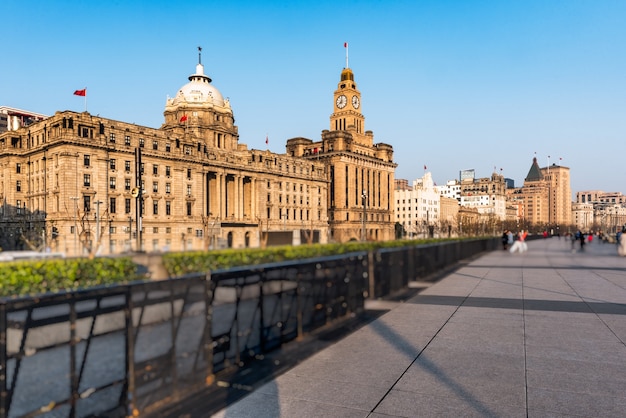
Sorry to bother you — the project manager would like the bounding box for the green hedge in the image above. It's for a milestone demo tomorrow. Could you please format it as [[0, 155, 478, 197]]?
[[162, 238, 455, 276], [0, 257, 141, 298], [0, 237, 480, 297]]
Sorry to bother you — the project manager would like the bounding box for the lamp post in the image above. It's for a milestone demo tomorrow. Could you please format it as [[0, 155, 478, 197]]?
[[70, 196, 79, 256], [94, 201, 103, 255], [361, 190, 367, 241]]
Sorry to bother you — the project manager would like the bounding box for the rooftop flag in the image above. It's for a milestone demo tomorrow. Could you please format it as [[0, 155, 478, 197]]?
[[180, 115, 188, 122], [73, 89, 86, 96]]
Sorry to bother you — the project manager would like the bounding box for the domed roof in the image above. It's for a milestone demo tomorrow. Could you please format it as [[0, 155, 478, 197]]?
[[171, 63, 226, 107]]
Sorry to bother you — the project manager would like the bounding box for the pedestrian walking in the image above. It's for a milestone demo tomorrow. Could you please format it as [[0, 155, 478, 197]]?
[[618, 227, 626, 257]]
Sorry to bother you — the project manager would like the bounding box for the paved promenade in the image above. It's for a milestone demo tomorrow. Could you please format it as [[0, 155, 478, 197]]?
[[211, 237, 626, 417]]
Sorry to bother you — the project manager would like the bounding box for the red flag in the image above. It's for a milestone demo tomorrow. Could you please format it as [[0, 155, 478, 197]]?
[[265, 135, 268, 145], [180, 115, 188, 122], [73, 89, 86, 96], [344, 42, 348, 48], [424, 165, 427, 170], [313, 147, 318, 154]]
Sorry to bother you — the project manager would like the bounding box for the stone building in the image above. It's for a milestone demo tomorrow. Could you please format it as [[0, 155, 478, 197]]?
[[394, 172, 440, 238], [0, 58, 331, 255], [506, 157, 572, 230], [457, 172, 507, 220], [286, 66, 396, 242]]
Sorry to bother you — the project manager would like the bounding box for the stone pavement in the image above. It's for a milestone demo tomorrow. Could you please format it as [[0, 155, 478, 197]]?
[[211, 238, 626, 417]]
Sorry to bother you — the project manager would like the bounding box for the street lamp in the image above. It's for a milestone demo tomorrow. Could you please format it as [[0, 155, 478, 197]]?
[[70, 196, 79, 256], [361, 191, 367, 241], [94, 201, 103, 255]]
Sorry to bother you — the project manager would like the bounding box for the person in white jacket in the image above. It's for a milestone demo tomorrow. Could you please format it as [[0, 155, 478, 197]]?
[[618, 227, 626, 257]]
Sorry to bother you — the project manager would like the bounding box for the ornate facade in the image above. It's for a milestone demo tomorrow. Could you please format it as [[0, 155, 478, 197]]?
[[1, 53, 397, 255], [0, 59, 331, 255], [506, 157, 572, 229], [286, 67, 396, 242]]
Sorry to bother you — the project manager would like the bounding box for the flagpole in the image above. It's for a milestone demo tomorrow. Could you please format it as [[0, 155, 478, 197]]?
[[84, 88, 87, 112], [345, 42, 349, 68]]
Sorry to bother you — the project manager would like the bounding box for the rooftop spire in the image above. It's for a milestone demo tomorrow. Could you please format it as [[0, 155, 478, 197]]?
[[344, 42, 349, 68], [198, 46, 202, 64]]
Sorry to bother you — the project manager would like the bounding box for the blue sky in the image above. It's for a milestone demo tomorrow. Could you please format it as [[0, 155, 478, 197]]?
[[3, 0, 626, 196]]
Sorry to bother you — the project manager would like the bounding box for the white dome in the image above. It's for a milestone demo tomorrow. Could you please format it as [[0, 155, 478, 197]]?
[[172, 63, 226, 107]]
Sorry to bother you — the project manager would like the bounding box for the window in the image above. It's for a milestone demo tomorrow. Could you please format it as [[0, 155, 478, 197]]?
[[110, 133, 116, 143], [153, 140, 158, 150], [166, 201, 171, 215], [153, 164, 158, 175], [187, 184, 192, 196], [140, 163, 144, 174], [166, 143, 171, 152], [110, 177, 116, 189], [16, 200, 22, 215], [84, 196, 91, 212], [153, 201, 158, 215], [110, 197, 116, 214], [125, 178, 131, 191], [187, 168, 192, 179], [165, 166, 171, 176], [184, 145, 192, 155], [153, 182, 158, 193], [195, 229, 203, 238], [16, 163, 21, 174], [16, 180, 21, 192], [84, 174, 91, 187], [110, 159, 116, 170], [125, 160, 131, 171], [84, 155, 90, 167], [124, 135, 131, 146], [165, 183, 171, 194], [186, 202, 192, 216], [125, 198, 131, 214]]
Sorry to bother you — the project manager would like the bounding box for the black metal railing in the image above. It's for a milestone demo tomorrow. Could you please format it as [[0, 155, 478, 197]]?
[[0, 238, 495, 417]]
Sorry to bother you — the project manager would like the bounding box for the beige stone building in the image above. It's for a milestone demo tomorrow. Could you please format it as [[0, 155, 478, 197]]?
[[1, 55, 397, 254], [506, 157, 572, 230], [0, 59, 333, 255], [287, 66, 396, 242]]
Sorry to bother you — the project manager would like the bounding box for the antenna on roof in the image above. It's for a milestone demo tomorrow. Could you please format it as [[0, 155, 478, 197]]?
[[198, 46, 202, 64]]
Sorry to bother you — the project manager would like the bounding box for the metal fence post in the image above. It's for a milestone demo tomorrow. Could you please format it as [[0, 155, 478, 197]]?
[[204, 273, 215, 385], [125, 286, 139, 417], [0, 301, 6, 417]]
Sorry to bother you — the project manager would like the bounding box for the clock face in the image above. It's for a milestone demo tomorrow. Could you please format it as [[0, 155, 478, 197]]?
[[352, 95, 360, 109], [336, 95, 347, 109]]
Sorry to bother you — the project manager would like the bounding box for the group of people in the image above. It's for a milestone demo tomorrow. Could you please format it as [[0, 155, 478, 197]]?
[[501, 230, 528, 253]]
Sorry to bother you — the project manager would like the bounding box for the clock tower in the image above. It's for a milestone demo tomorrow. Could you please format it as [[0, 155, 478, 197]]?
[[331, 67, 369, 146]]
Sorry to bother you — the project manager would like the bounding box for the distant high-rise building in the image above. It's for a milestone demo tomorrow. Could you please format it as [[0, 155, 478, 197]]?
[[394, 172, 440, 238], [507, 157, 571, 228], [0, 106, 47, 133]]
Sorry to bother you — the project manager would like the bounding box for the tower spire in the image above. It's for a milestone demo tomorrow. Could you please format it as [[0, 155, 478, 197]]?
[[344, 42, 349, 68], [198, 46, 202, 64]]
